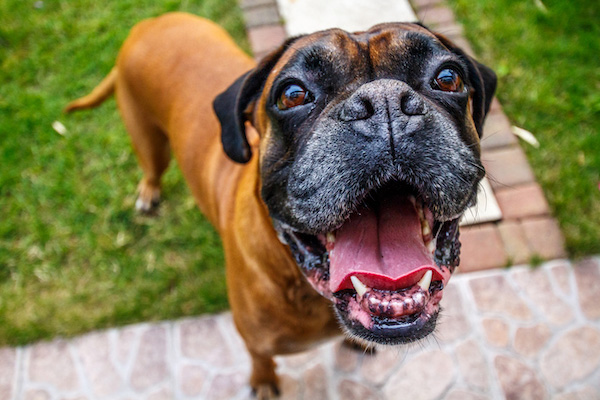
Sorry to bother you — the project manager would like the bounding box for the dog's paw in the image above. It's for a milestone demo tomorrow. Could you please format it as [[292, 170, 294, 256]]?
[[252, 383, 280, 399], [135, 181, 161, 214], [135, 195, 160, 214]]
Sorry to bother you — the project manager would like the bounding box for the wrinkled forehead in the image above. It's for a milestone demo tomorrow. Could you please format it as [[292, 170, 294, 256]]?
[[269, 23, 452, 82]]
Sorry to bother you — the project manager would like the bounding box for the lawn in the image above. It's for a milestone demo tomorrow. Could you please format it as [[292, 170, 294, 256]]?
[[0, 0, 248, 346], [446, 0, 600, 256]]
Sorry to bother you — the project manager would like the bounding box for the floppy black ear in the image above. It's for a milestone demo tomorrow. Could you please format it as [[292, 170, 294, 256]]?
[[213, 36, 305, 163], [433, 33, 497, 136], [213, 71, 253, 163]]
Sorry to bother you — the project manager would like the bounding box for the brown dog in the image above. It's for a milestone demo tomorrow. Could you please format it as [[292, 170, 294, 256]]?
[[66, 12, 496, 398]]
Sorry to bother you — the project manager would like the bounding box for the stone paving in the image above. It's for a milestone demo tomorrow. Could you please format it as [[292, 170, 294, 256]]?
[[2, 257, 599, 399]]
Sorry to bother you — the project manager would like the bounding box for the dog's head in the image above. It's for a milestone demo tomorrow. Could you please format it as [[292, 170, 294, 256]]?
[[214, 23, 496, 345]]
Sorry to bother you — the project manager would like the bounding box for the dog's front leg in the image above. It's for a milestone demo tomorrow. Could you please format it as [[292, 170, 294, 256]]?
[[249, 351, 280, 399]]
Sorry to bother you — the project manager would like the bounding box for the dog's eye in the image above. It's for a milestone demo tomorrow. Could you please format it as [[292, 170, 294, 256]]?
[[277, 84, 310, 110], [432, 68, 464, 92]]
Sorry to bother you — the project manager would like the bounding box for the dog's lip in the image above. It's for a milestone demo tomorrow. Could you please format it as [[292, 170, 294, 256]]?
[[332, 281, 444, 344]]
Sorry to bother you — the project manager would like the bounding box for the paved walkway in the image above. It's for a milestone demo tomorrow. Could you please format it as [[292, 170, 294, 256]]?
[[2, 258, 600, 399], [2, 1, 597, 400]]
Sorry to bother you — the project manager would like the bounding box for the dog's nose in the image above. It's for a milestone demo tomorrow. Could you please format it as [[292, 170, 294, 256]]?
[[339, 79, 426, 122]]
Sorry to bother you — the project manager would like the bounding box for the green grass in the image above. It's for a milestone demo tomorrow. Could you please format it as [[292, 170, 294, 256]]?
[[446, 0, 600, 256], [0, 0, 249, 346]]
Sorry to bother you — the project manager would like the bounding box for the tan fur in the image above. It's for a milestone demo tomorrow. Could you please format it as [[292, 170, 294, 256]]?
[[65, 12, 340, 397]]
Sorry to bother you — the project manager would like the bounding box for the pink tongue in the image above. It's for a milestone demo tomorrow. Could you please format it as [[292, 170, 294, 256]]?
[[329, 195, 436, 293]]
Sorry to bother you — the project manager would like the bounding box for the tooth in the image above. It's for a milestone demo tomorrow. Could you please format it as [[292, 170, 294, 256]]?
[[422, 220, 431, 237], [416, 203, 424, 219], [409, 196, 416, 207], [427, 240, 436, 254], [327, 232, 336, 244], [350, 276, 368, 298], [417, 270, 433, 291]]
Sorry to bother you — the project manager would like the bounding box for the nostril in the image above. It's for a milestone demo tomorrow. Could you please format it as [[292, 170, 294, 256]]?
[[401, 94, 426, 116], [340, 96, 375, 122]]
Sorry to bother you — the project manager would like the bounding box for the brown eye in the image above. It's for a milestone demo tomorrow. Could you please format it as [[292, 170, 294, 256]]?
[[277, 84, 310, 110], [433, 68, 464, 92]]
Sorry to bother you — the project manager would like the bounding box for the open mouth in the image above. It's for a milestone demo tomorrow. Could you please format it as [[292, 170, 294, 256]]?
[[279, 183, 462, 345]]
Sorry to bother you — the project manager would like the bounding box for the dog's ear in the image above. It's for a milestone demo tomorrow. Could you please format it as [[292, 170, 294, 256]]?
[[433, 32, 497, 136], [213, 36, 305, 163]]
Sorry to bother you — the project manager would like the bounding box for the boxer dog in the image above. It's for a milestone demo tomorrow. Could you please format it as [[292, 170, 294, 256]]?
[[65, 12, 496, 398]]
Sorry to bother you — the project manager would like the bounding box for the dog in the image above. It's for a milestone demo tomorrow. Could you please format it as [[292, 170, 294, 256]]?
[[65, 12, 496, 398]]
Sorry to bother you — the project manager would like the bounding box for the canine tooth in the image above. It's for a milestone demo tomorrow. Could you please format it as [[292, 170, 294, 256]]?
[[417, 270, 433, 291], [327, 232, 336, 244], [351, 276, 368, 298], [422, 220, 431, 237], [427, 240, 436, 254], [409, 196, 416, 207]]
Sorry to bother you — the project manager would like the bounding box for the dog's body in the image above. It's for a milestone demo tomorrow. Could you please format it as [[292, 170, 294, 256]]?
[[66, 12, 495, 398]]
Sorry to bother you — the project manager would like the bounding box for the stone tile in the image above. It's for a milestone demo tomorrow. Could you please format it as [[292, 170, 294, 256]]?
[[554, 386, 600, 400], [495, 183, 550, 220], [433, 22, 464, 39], [573, 258, 600, 320], [180, 365, 208, 396], [383, 350, 454, 400], [410, 0, 444, 10], [206, 371, 248, 399], [490, 97, 503, 113], [540, 326, 600, 389], [302, 364, 329, 400], [146, 386, 173, 400], [0, 348, 16, 400], [254, 50, 272, 62], [248, 25, 286, 55], [29, 340, 81, 391], [437, 283, 470, 343], [217, 313, 251, 365], [511, 268, 574, 326], [455, 340, 489, 391], [244, 6, 281, 28], [76, 331, 125, 397], [481, 110, 517, 150], [114, 325, 140, 367], [240, 0, 277, 9], [360, 346, 406, 385], [338, 379, 379, 400], [549, 262, 573, 297], [417, 5, 455, 27], [494, 355, 547, 400], [482, 145, 536, 189], [130, 326, 170, 391], [281, 344, 324, 369], [278, 374, 300, 400], [469, 275, 532, 321], [179, 316, 234, 368], [58, 396, 89, 400], [459, 224, 508, 272], [444, 389, 489, 400], [334, 340, 361, 372], [513, 324, 552, 358], [24, 389, 51, 400], [497, 221, 532, 265], [481, 318, 510, 348], [522, 217, 567, 260]]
